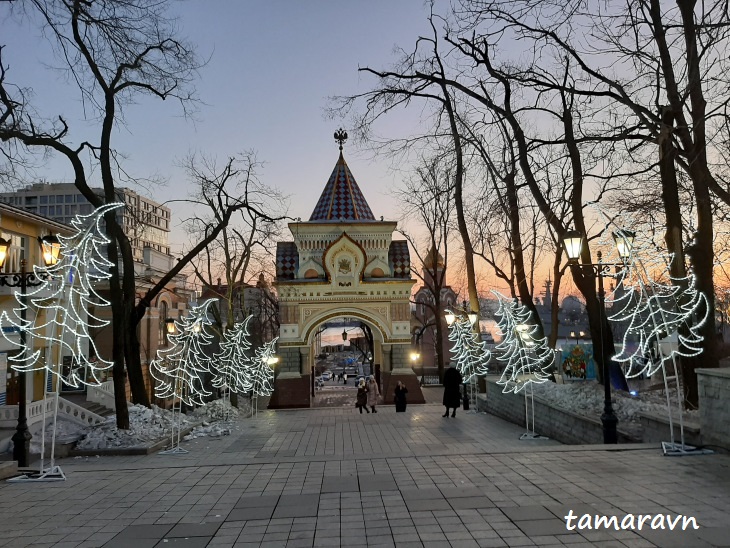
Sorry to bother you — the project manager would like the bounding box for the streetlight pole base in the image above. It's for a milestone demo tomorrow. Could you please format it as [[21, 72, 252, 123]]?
[[11, 426, 32, 468], [601, 410, 618, 444]]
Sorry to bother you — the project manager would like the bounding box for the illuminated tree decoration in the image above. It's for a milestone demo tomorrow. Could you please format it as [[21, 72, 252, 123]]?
[[212, 315, 254, 393], [249, 337, 278, 398], [1, 202, 123, 387], [445, 310, 491, 382], [492, 291, 553, 394], [606, 247, 708, 379], [150, 298, 216, 406]]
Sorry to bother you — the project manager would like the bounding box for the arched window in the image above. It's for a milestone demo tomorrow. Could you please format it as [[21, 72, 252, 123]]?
[[159, 301, 168, 347], [304, 268, 319, 279]]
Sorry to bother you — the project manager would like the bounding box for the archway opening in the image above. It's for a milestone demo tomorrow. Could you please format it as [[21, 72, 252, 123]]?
[[307, 315, 382, 408]]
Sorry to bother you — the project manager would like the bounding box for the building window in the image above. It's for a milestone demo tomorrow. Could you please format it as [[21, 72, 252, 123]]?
[[159, 301, 169, 347], [40, 206, 47, 215], [40, 195, 48, 204]]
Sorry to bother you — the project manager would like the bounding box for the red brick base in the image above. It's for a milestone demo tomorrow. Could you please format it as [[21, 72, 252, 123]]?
[[381, 372, 425, 405], [268, 375, 311, 409]]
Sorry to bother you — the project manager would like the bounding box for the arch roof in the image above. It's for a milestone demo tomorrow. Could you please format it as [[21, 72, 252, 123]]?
[[309, 152, 376, 222]]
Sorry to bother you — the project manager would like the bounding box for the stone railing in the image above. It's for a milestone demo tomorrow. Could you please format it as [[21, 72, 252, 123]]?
[[88, 380, 115, 410], [52, 396, 106, 427], [22, 395, 106, 431]]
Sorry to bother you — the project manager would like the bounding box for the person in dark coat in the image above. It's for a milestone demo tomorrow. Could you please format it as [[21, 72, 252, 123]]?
[[394, 380, 408, 412], [442, 364, 463, 418], [356, 378, 369, 413]]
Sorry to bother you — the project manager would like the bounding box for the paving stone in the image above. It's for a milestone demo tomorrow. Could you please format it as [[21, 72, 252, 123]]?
[[103, 539, 159, 548], [512, 519, 570, 537], [500, 506, 556, 522], [167, 522, 222, 537], [153, 538, 211, 548], [226, 507, 276, 521], [113, 524, 174, 539], [322, 476, 359, 493], [234, 495, 280, 509]]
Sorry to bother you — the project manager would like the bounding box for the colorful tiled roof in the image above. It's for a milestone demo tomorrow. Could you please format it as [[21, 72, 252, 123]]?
[[388, 240, 411, 278], [276, 242, 299, 280], [309, 152, 376, 221]]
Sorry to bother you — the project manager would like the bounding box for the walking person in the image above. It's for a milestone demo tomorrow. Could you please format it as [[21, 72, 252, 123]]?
[[367, 375, 380, 413], [394, 380, 408, 412], [442, 363, 463, 418], [356, 378, 369, 413]]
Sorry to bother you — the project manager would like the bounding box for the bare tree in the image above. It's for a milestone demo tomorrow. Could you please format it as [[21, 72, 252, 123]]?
[[397, 154, 457, 381], [0, 1, 282, 426]]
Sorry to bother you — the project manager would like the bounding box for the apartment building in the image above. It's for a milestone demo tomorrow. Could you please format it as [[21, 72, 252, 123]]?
[[0, 182, 170, 261]]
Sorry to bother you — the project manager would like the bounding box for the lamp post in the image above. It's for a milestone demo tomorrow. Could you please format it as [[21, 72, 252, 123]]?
[[562, 229, 634, 444], [1, 234, 61, 467]]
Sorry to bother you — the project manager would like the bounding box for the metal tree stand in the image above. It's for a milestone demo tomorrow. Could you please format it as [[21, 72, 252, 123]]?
[[519, 383, 549, 440], [160, 375, 188, 455]]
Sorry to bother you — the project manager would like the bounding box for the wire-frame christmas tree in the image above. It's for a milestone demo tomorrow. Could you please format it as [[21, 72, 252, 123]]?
[[248, 337, 278, 415], [493, 291, 553, 439], [1, 202, 123, 482], [603, 227, 710, 455], [150, 298, 216, 454], [445, 308, 490, 411], [446, 310, 491, 382], [212, 315, 254, 420]]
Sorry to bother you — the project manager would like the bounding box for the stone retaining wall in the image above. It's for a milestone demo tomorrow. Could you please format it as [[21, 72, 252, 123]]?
[[697, 367, 730, 451], [638, 409, 701, 446], [479, 378, 637, 445]]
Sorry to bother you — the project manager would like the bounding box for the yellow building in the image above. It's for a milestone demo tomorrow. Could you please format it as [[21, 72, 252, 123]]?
[[0, 202, 69, 406]]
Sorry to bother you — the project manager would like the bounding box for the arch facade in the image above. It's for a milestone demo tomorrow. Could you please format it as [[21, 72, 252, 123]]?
[[270, 148, 425, 408]]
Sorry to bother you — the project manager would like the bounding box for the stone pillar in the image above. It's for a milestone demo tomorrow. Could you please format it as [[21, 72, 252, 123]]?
[[381, 342, 425, 405], [268, 345, 311, 409]]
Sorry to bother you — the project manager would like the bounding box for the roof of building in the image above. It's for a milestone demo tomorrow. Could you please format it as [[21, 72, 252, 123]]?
[[388, 240, 411, 279], [276, 241, 299, 280], [423, 246, 445, 270], [309, 152, 376, 222]]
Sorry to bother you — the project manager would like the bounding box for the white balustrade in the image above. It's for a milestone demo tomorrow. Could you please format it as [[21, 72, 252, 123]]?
[[87, 380, 115, 410]]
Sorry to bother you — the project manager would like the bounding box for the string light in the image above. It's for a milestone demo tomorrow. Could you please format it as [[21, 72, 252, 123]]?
[[150, 299, 217, 406], [0, 203, 123, 387], [602, 234, 708, 378], [492, 292, 553, 394], [445, 308, 491, 381], [212, 316, 254, 393], [249, 337, 278, 397]]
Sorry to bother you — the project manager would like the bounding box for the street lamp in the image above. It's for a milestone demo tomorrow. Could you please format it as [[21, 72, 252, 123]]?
[[562, 229, 632, 444], [165, 318, 176, 334], [0, 234, 60, 467]]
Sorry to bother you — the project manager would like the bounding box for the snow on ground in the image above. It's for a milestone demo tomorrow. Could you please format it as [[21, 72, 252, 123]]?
[[29, 418, 89, 454], [75, 404, 192, 450], [530, 381, 698, 438], [73, 398, 255, 450]]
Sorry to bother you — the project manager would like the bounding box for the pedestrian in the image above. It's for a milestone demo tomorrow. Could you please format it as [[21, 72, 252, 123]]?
[[367, 375, 380, 413], [394, 380, 408, 412], [343, 373, 348, 385], [356, 378, 369, 413], [442, 363, 463, 418]]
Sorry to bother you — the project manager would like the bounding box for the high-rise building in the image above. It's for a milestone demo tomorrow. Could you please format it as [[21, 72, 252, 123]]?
[[0, 182, 170, 261]]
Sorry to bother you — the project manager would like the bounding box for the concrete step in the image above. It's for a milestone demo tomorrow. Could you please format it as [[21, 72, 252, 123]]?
[[0, 460, 17, 480]]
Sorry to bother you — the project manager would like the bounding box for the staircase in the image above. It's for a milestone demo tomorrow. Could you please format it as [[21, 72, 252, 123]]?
[[60, 393, 115, 419], [1, 393, 112, 454]]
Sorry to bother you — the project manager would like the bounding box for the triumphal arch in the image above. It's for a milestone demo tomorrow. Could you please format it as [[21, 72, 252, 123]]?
[[269, 133, 425, 408]]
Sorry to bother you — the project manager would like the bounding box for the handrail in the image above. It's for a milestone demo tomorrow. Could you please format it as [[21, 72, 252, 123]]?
[[87, 380, 115, 410]]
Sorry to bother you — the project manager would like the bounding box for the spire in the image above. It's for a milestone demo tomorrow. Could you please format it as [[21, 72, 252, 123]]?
[[308, 131, 376, 222]]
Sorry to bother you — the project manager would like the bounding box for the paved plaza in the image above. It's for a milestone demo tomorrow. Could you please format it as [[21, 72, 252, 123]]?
[[1, 396, 729, 548]]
